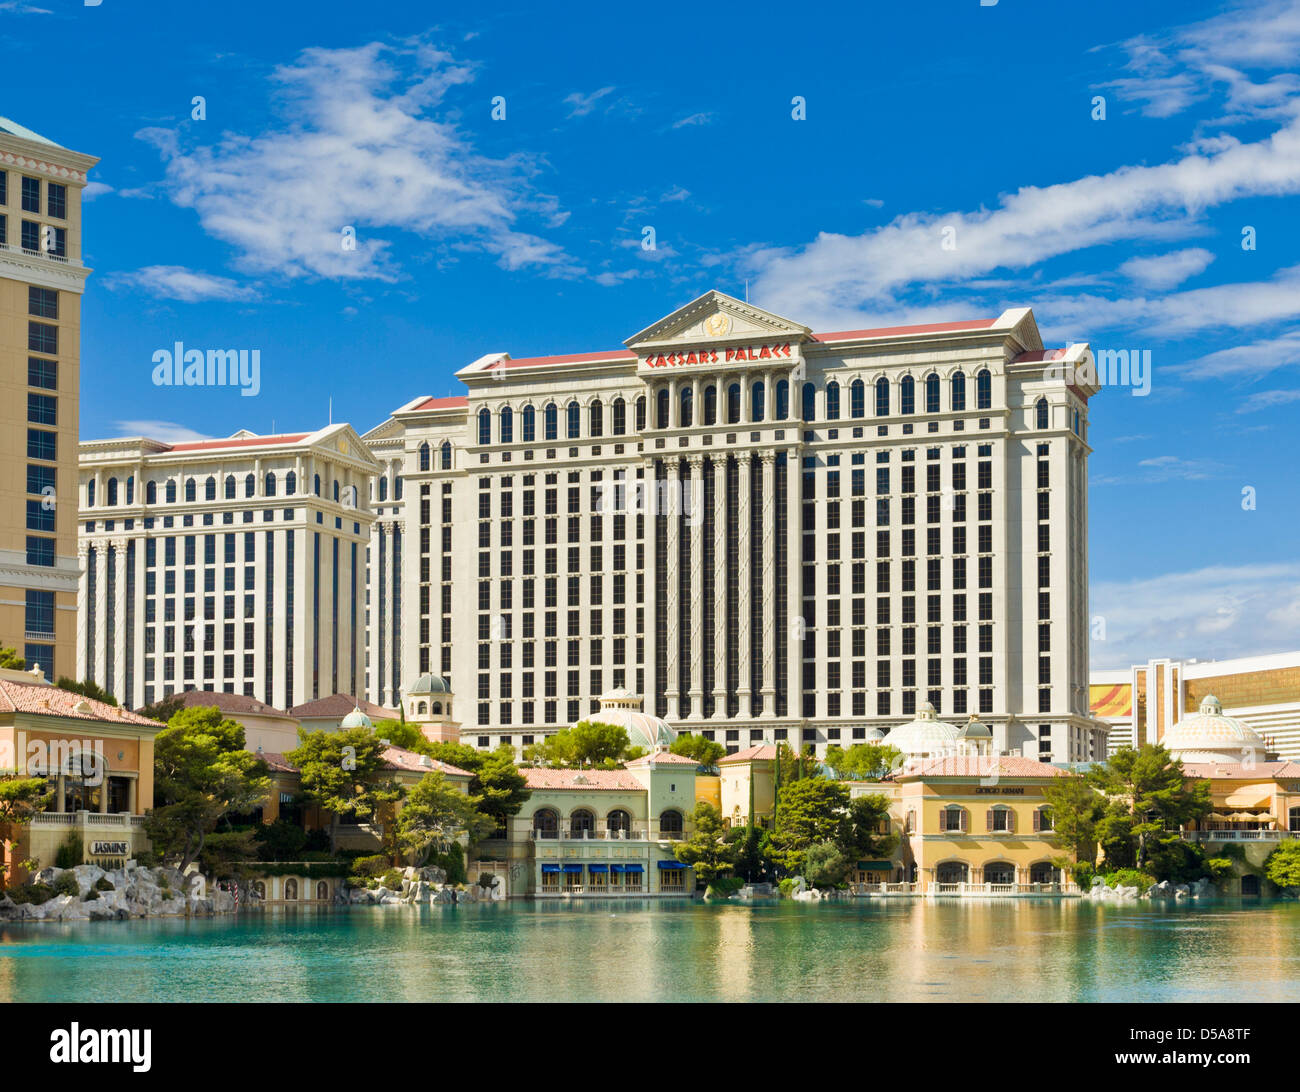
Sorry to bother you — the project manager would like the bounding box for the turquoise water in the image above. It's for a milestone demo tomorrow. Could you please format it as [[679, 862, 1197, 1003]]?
[[2, 899, 1297, 1003]]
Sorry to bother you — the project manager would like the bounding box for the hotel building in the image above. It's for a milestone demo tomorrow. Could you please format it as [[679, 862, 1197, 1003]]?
[[364, 291, 1106, 763], [0, 118, 97, 680], [76, 426, 379, 710]]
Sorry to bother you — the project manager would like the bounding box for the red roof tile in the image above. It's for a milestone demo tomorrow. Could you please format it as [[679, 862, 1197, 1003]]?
[[717, 744, 778, 764], [1012, 348, 1067, 363], [1181, 761, 1300, 780], [625, 751, 701, 767], [177, 690, 293, 719], [485, 350, 637, 371], [164, 433, 309, 453], [521, 767, 644, 790], [289, 695, 398, 720], [409, 396, 469, 411], [0, 679, 162, 728], [380, 745, 473, 778], [811, 318, 997, 343]]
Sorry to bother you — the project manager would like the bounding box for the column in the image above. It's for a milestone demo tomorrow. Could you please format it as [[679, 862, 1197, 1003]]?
[[785, 446, 802, 720], [643, 459, 658, 716], [686, 455, 705, 719], [92, 544, 108, 688], [75, 546, 89, 680], [711, 456, 728, 719], [112, 539, 128, 701], [664, 458, 681, 719], [736, 454, 752, 718], [759, 452, 777, 717]]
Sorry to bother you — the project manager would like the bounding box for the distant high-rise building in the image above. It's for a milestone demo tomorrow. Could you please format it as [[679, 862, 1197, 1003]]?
[[0, 117, 97, 680]]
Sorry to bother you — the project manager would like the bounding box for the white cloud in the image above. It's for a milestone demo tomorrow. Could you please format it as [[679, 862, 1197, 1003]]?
[[140, 40, 576, 281], [1118, 247, 1214, 290], [81, 181, 114, 201], [1174, 330, 1300, 380], [671, 112, 714, 129], [563, 87, 617, 117], [1094, 454, 1228, 486], [114, 420, 215, 444], [107, 265, 258, 303], [1091, 561, 1300, 668], [1235, 387, 1300, 412]]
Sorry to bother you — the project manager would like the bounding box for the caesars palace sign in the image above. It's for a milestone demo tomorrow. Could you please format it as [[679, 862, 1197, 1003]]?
[[641, 341, 797, 370]]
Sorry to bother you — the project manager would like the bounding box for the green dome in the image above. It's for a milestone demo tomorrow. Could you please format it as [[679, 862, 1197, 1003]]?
[[407, 674, 451, 695], [340, 706, 373, 730]]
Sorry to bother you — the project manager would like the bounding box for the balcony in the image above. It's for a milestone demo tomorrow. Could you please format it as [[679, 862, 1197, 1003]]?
[[536, 883, 646, 897], [0, 241, 80, 266], [1183, 828, 1294, 843], [529, 822, 685, 842], [31, 811, 146, 828]]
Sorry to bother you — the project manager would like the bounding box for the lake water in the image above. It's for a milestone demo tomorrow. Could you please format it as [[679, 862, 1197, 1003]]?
[[3, 898, 1297, 1003]]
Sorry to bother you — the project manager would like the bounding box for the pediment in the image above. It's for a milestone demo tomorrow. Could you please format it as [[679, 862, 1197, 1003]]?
[[625, 290, 810, 350]]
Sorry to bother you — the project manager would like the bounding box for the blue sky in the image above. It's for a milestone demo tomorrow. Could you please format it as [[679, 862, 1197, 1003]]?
[[3, 0, 1299, 668]]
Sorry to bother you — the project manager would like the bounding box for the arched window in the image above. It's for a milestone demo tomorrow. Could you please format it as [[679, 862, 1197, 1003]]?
[[440, 441, 452, 470], [775, 378, 789, 419], [900, 375, 915, 415], [1029, 861, 1061, 885], [499, 406, 513, 444], [566, 401, 580, 439], [612, 398, 626, 435], [106, 477, 118, 506], [679, 387, 693, 428], [393, 476, 402, 500], [416, 701, 427, 716], [532, 808, 559, 839], [703, 386, 717, 426], [1036, 397, 1049, 429], [283, 878, 298, 901], [316, 880, 329, 902], [244, 474, 255, 498], [145, 481, 157, 505], [313, 474, 321, 496], [925, 373, 940, 414], [544, 403, 558, 441], [936, 861, 969, 884], [378, 478, 388, 502], [750, 380, 765, 422], [522, 405, 536, 443], [1072, 408, 1081, 435], [939, 805, 967, 832], [165, 480, 176, 504], [125, 476, 134, 505], [204, 476, 216, 501], [332, 479, 339, 503], [589, 400, 603, 437], [984, 861, 1016, 885], [951, 371, 966, 411], [826, 380, 840, 420], [478, 407, 491, 446], [224, 475, 236, 500], [184, 478, 196, 503], [570, 808, 595, 837], [86, 479, 96, 507], [265, 472, 278, 497], [976, 369, 991, 410], [418, 442, 431, 471], [801, 381, 816, 422], [875, 376, 890, 417], [607, 809, 631, 835], [850, 378, 865, 418], [726, 383, 741, 424], [659, 809, 684, 839], [987, 805, 1015, 833], [656, 388, 670, 430], [431, 702, 441, 715], [634, 396, 646, 432], [286, 471, 297, 496], [252, 881, 266, 900]]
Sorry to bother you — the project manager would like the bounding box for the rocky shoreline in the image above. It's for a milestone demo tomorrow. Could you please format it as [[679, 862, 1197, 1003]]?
[[344, 866, 505, 906], [0, 863, 238, 922]]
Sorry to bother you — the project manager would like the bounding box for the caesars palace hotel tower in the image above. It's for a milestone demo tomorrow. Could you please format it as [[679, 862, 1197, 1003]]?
[[363, 291, 1106, 764]]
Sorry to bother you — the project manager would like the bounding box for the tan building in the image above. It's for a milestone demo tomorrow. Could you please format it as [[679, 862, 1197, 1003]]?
[[176, 689, 301, 754], [0, 665, 160, 885], [289, 693, 398, 735], [0, 118, 97, 681], [717, 743, 778, 829]]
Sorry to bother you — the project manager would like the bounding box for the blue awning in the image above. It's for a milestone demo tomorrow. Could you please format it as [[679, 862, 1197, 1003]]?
[[657, 860, 687, 870], [624, 863, 644, 872], [587, 863, 609, 872], [562, 863, 583, 873], [609, 864, 627, 872], [540, 864, 561, 873]]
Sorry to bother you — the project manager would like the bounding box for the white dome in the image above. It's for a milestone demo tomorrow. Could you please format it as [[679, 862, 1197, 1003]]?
[[881, 702, 961, 757], [340, 706, 373, 730], [1163, 695, 1267, 764], [586, 690, 676, 751]]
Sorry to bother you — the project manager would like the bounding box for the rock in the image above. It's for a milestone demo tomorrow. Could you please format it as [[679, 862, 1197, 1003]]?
[[379, 895, 402, 905], [71, 864, 107, 897]]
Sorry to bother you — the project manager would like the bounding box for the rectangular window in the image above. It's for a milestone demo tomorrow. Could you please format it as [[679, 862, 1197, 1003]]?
[[25, 589, 54, 636], [28, 286, 58, 318], [47, 182, 66, 220], [27, 428, 56, 462], [21, 175, 40, 213], [28, 322, 57, 355], [26, 536, 55, 566], [27, 357, 57, 390], [27, 393, 56, 426]]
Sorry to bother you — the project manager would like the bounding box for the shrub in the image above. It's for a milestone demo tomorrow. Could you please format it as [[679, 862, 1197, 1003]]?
[[94, 876, 115, 892], [778, 877, 796, 898], [83, 889, 99, 901], [8, 883, 55, 905], [705, 876, 745, 898], [253, 819, 308, 862], [425, 842, 467, 885], [349, 854, 390, 881], [378, 868, 405, 890], [1069, 861, 1097, 887], [1103, 868, 1156, 893], [52, 872, 80, 898], [54, 833, 83, 870]]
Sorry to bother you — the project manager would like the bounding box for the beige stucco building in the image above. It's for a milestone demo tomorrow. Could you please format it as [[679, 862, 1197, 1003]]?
[[0, 118, 97, 681]]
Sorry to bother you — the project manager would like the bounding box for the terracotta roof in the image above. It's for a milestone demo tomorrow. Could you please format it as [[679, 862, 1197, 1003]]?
[[625, 751, 701, 767], [258, 751, 299, 774], [717, 744, 778, 764], [289, 694, 398, 719], [522, 767, 644, 790], [0, 679, 162, 728], [176, 690, 294, 720], [409, 395, 469, 411], [164, 433, 309, 453], [811, 318, 997, 343], [897, 755, 1071, 780], [1011, 348, 1067, 363], [380, 745, 473, 778], [484, 350, 636, 371], [1181, 761, 1300, 780]]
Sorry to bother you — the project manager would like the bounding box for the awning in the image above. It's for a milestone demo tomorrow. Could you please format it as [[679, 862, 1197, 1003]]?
[[657, 860, 686, 870], [609, 864, 626, 873], [624, 863, 644, 872], [587, 863, 608, 872], [561, 863, 583, 873], [1224, 787, 1273, 809], [857, 860, 892, 872], [541, 864, 561, 873]]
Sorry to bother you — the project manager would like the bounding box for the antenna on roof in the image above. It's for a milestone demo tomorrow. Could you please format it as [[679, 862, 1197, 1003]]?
[[329, 397, 333, 425], [745, 279, 749, 303]]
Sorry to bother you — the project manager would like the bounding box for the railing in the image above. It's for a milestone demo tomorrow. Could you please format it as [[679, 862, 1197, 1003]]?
[[528, 823, 686, 842], [1184, 829, 1292, 843], [0, 241, 78, 265], [30, 811, 146, 827], [536, 883, 645, 896]]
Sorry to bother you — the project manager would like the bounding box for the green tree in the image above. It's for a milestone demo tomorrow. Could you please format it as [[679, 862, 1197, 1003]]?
[[136, 693, 184, 724], [804, 841, 852, 888], [395, 771, 492, 861], [420, 743, 530, 832], [837, 794, 899, 862], [669, 734, 726, 767], [0, 647, 25, 670], [1265, 841, 1300, 892], [372, 718, 435, 755], [1087, 745, 1211, 870], [147, 706, 270, 872], [55, 677, 117, 707], [725, 824, 774, 883], [674, 802, 736, 883], [523, 721, 644, 768], [768, 777, 851, 874], [287, 727, 404, 854], [1042, 775, 1104, 870], [0, 774, 52, 882], [824, 743, 901, 781]]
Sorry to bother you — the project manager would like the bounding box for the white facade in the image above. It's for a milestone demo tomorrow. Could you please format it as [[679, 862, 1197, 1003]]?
[[76, 425, 378, 710], [363, 291, 1107, 763]]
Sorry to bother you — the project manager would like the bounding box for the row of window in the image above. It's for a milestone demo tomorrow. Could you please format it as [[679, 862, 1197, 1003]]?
[[87, 471, 355, 506], [0, 172, 67, 218]]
